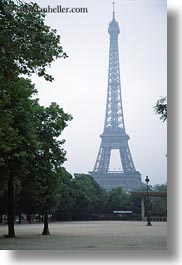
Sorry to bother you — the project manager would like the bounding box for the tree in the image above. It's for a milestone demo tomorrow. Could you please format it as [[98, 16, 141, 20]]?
[[33, 102, 72, 234], [0, 78, 38, 237], [73, 174, 106, 219], [105, 187, 130, 214], [55, 173, 107, 221], [0, 0, 67, 82], [15, 100, 72, 233], [129, 193, 141, 217], [55, 168, 75, 221], [151, 184, 167, 217], [0, 0, 68, 237], [154, 96, 167, 122]]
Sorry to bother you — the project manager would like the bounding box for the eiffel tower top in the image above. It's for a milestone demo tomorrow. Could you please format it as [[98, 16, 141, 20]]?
[[108, 2, 120, 34]]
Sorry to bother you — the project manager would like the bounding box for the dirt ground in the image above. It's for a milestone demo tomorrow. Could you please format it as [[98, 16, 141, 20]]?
[[0, 220, 167, 250]]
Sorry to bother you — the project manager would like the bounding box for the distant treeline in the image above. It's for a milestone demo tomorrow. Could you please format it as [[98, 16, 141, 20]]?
[[0, 171, 167, 223]]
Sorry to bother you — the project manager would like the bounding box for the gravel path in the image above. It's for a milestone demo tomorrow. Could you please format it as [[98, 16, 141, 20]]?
[[0, 221, 167, 250]]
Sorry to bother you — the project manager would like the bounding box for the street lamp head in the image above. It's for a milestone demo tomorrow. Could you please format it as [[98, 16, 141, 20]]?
[[145, 176, 150, 184]]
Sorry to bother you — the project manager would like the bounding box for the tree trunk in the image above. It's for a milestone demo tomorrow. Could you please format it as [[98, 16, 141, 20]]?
[[42, 197, 50, 235], [7, 174, 15, 237], [42, 198, 50, 235], [42, 211, 50, 235]]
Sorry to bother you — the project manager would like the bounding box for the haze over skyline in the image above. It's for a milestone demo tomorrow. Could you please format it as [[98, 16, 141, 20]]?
[[30, 0, 167, 185]]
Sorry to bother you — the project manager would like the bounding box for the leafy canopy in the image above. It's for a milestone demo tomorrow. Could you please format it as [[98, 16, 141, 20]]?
[[0, 0, 67, 81]]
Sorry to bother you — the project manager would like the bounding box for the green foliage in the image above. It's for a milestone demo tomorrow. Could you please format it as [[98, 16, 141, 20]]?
[[105, 187, 130, 214], [0, 0, 70, 235], [152, 184, 167, 192], [55, 168, 75, 220], [55, 173, 107, 221], [0, 0, 67, 81], [151, 184, 167, 216], [17, 98, 72, 216], [0, 75, 72, 219], [72, 174, 107, 219], [129, 193, 141, 214], [54, 174, 167, 221], [154, 96, 167, 122], [0, 78, 37, 198]]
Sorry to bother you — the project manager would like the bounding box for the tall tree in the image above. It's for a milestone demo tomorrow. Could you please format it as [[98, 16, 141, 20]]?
[[0, 78, 38, 237], [34, 102, 72, 234], [0, 0, 67, 237]]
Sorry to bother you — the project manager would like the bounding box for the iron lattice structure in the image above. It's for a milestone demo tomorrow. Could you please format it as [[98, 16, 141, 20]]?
[[90, 6, 142, 192]]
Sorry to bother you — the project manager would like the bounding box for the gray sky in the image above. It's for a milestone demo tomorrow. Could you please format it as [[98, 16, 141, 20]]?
[[30, 0, 167, 185]]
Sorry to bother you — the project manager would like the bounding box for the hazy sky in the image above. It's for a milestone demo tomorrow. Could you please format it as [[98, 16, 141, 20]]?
[[30, 0, 167, 185]]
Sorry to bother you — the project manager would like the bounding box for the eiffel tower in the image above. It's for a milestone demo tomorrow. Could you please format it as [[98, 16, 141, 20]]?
[[90, 3, 142, 192]]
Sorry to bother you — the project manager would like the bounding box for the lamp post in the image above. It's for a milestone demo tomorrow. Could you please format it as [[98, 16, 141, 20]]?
[[145, 176, 152, 226]]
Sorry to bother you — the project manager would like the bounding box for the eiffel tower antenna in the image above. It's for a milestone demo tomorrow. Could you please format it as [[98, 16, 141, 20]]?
[[112, 2, 115, 19]]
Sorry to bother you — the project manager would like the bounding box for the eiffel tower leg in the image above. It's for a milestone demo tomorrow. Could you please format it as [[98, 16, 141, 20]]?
[[119, 144, 136, 173], [94, 145, 111, 173]]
